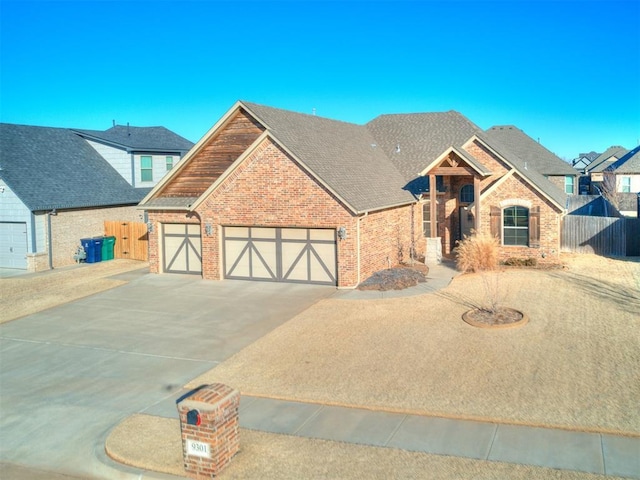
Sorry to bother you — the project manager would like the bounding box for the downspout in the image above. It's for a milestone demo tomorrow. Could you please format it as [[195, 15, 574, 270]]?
[[47, 209, 57, 269], [130, 152, 136, 187], [29, 212, 37, 253]]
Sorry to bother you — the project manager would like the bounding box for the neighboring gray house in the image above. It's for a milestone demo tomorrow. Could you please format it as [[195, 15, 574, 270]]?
[[602, 145, 640, 216], [0, 123, 193, 270], [73, 125, 193, 187], [484, 126, 579, 195], [572, 151, 600, 172]]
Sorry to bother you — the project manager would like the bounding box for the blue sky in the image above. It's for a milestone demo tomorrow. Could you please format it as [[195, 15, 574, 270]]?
[[1, 0, 639, 161]]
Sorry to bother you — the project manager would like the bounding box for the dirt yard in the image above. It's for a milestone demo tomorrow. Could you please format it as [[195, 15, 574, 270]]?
[[189, 253, 640, 436]]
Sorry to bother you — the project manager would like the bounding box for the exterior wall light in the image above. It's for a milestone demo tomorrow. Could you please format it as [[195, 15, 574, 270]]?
[[337, 226, 347, 240], [205, 223, 213, 236], [146, 222, 154, 233]]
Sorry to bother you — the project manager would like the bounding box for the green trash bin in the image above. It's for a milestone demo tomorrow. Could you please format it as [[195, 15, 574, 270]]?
[[101, 236, 116, 261]]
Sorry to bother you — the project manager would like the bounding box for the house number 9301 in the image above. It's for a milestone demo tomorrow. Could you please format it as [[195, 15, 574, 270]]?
[[187, 439, 210, 458]]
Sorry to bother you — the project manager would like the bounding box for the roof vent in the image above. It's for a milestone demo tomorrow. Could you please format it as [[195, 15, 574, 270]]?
[[395, 143, 401, 153]]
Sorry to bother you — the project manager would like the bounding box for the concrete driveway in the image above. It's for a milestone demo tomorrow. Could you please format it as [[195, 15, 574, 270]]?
[[0, 272, 335, 478]]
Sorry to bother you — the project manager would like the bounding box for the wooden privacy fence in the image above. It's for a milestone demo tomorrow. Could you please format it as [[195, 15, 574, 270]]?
[[561, 215, 640, 256], [104, 221, 149, 261]]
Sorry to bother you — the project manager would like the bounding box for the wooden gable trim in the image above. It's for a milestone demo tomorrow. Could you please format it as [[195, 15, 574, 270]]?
[[418, 146, 489, 177], [464, 135, 565, 211], [188, 131, 360, 215], [140, 101, 251, 205]]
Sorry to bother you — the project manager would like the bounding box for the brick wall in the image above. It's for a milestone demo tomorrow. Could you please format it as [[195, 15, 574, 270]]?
[[195, 138, 359, 287], [359, 203, 423, 280], [480, 173, 562, 262], [41, 205, 145, 270]]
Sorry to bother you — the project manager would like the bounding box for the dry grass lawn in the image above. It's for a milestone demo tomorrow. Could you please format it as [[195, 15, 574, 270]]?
[[189, 254, 640, 436], [0, 260, 148, 324]]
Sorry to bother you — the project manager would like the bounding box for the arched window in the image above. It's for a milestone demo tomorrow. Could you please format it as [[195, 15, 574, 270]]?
[[459, 184, 474, 203], [503, 206, 529, 246]]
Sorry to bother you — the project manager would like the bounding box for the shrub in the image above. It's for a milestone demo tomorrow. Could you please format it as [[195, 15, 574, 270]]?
[[455, 231, 499, 273], [502, 257, 537, 267]]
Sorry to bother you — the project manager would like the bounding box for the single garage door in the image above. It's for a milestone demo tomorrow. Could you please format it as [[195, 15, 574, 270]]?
[[223, 227, 337, 285], [0, 222, 28, 269], [162, 224, 202, 274]]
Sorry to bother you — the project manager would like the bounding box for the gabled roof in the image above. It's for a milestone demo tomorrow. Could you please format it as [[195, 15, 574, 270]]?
[[587, 146, 628, 172], [469, 132, 568, 209], [366, 111, 484, 181], [73, 125, 193, 153], [225, 101, 416, 213], [485, 126, 577, 176], [0, 123, 150, 211], [142, 101, 569, 214], [606, 145, 640, 174]]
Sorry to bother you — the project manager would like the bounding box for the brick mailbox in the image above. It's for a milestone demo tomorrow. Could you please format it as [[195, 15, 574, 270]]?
[[177, 383, 240, 478]]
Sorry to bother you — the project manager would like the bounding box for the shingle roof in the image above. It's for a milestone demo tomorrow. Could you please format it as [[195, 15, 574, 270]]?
[[147, 101, 568, 213], [587, 146, 628, 172], [474, 130, 568, 208], [606, 145, 640, 174], [0, 123, 150, 211], [485, 126, 577, 176], [242, 102, 415, 212], [73, 125, 193, 152], [241, 103, 567, 211], [366, 111, 486, 181]]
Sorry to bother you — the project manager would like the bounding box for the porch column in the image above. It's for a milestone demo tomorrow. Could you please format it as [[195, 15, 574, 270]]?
[[474, 175, 481, 232], [430, 174, 437, 238]]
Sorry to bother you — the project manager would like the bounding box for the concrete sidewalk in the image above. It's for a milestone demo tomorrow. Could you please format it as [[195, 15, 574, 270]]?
[[237, 396, 639, 478], [102, 392, 639, 479]]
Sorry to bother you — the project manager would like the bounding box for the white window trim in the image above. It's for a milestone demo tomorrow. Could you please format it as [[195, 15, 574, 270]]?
[[502, 205, 529, 247]]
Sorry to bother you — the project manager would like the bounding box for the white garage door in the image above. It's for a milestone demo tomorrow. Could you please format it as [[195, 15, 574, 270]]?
[[0, 222, 28, 269], [162, 224, 202, 274], [223, 227, 337, 285]]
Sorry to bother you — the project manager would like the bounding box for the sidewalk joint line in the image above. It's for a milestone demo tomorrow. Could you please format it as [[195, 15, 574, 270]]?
[[0, 335, 218, 363], [384, 414, 408, 447], [486, 423, 499, 460], [293, 404, 324, 435], [600, 433, 608, 475]]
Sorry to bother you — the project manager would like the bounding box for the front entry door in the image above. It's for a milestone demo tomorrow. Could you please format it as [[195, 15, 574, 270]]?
[[459, 207, 474, 240]]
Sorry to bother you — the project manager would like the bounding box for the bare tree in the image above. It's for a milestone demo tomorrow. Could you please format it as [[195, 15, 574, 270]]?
[[600, 171, 622, 211]]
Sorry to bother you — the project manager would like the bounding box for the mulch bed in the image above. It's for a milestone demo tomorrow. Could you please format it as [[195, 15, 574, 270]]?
[[358, 264, 429, 291], [462, 307, 528, 329]]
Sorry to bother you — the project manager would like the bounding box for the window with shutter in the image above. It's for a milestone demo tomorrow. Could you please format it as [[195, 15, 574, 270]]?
[[503, 206, 529, 246]]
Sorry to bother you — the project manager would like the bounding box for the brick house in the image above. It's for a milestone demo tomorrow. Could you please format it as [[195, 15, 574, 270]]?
[[0, 123, 193, 271], [140, 101, 569, 287]]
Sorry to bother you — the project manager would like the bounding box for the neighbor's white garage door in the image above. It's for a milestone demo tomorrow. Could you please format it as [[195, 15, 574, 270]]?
[[161, 224, 202, 274], [223, 227, 337, 285], [0, 222, 28, 269]]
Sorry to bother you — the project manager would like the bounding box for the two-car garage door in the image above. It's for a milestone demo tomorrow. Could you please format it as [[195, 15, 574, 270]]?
[[161, 224, 337, 285], [223, 227, 337, 285]]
